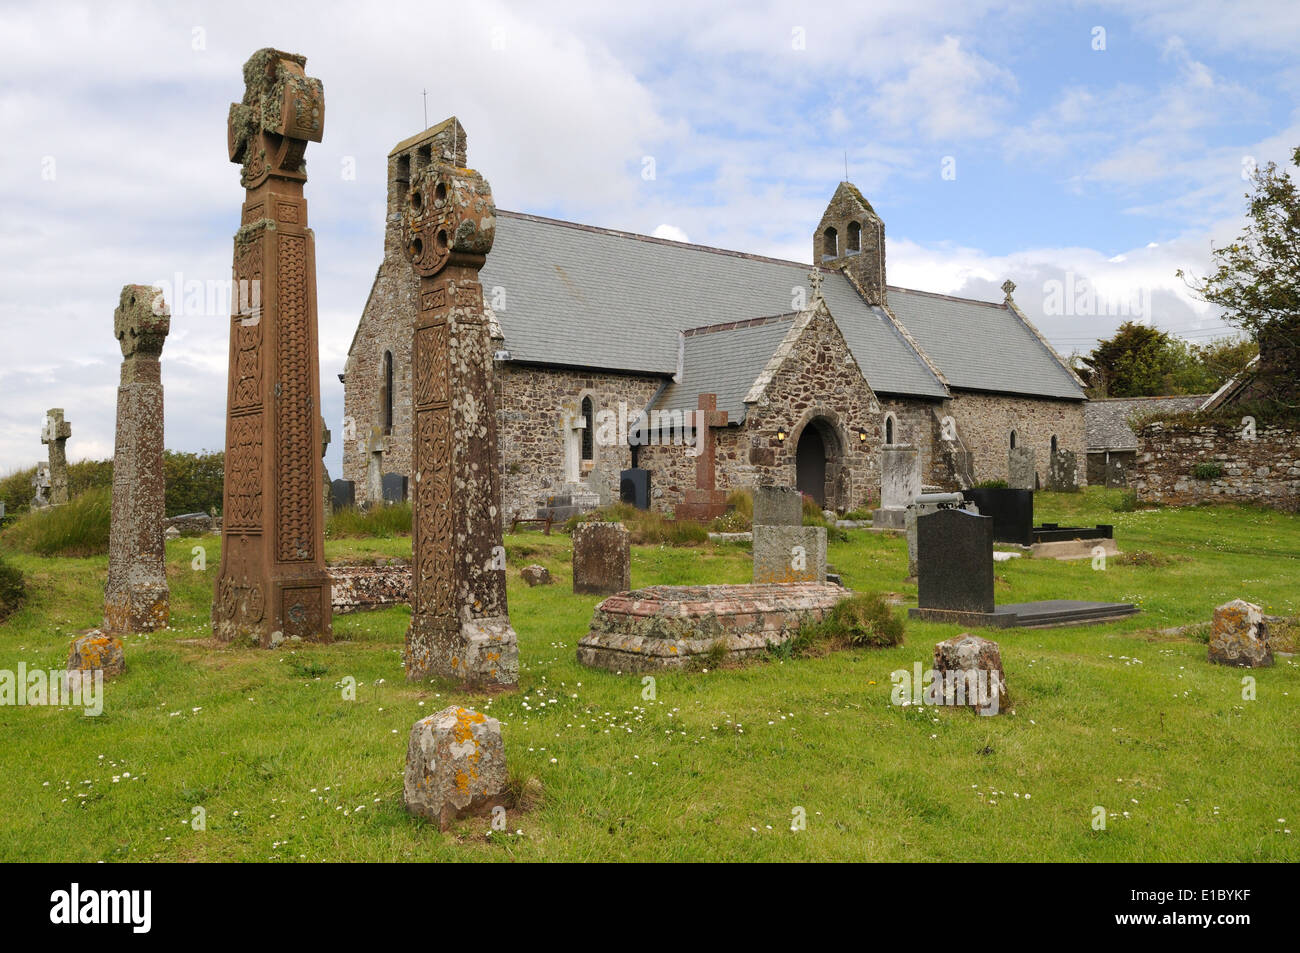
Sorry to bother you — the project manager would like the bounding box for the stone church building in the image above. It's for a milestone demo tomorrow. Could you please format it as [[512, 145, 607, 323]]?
[[343, 119, 1087, 518]]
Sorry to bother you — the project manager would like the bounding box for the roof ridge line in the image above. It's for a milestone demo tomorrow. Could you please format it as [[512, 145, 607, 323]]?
[[682, 312, 797, 337], [885, 284, 1006, 308]]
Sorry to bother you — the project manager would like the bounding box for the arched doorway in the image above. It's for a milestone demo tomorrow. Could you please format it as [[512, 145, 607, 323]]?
[[796, 427, 826, 505]]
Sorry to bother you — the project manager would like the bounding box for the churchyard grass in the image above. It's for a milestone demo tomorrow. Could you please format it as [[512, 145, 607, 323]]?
[[0, 487, 1296, 861]]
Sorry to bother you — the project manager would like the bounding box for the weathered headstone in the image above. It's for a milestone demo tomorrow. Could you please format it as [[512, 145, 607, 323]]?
[[364, 426, 385, 504], [872, 444, 920, 529], [381, 472, 408, 503], [31, 464, 51, 509], [331, 479, 355, 509], [1209, 599, 1273, 668], [916, 509, 995, 615], [521, 564, 552, 586], [752, 484, 803, 528], [1046, 449, 1079, 492], [753, 524, 827, 583], [573, 521, 631, 594], [104, 284, 171, 634], [673, 393, 729, 521], [213, 48, 332, 647], [933, 634, 1009, 715], [400, 124, 517, 688], [403, 706, 508, 830], [41, 409, 71, 505], [1104, 456, 1127, 488], [1008, 446, 1036, 491]]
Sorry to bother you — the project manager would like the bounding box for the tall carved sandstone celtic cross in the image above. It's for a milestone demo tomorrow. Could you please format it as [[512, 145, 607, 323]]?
[[400, 138, 518, 689], [212, 48, 332, 646]]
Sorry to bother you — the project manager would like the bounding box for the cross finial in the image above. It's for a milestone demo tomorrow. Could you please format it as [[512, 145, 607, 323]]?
[[809, 267, 825, 305], [1001, 279, 1016, 301]]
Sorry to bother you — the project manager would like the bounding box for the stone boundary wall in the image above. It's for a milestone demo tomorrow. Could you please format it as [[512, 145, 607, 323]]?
[[1135, 422, 1300, 511]]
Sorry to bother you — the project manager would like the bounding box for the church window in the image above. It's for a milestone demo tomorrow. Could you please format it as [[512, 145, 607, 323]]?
[[382, 350, 394, 435], [884, 414, 895, 445], [581, 396, 595, 461], [1009, 430, 1017, 449], [822, 227, 838, 260], [847, 221, 861, 253], [1051, 435, 1058, 454]]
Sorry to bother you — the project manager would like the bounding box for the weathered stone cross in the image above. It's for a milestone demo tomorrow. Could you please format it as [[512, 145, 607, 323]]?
[[213, 48, 332, 647], [675, 393, 729, 521], [808, 267, 825, 304], [41, 408, 71, 505]]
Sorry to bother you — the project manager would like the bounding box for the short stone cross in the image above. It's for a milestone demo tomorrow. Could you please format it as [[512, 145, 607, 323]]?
[[674, 393, 729, 521], [41, 408, 71, 505]]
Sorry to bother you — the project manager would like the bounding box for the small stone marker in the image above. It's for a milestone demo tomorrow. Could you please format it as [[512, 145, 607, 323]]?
[[41, 408, 72, 505], [1008, 446, 1036, 491], [31, 464, 51, 509], [933, 633, 1009, 715], [521, 564, 552, 586], [104, 284, 171, 634], [403, 706, 508, 831], [1209, 599, 1273, 668], [752, 485, 803, 528], [572, 521, 631, 594], [67, 631, 126, 679], [753, 524, 827, 584], [381, 472, 408, 503]]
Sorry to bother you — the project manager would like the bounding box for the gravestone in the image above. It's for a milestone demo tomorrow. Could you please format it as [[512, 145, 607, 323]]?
[[1007, 447, 1036, 491], [213, 48, 332, 647], [673, 393, 729, 521], [321, 418, 332, 522], [933, 634, 1009, 716], [619, 468, 651, 509], [872, 444, 920, 529], [31, 464, 51, 509], [916, 509, 995, 615], [1208, 599, 1273, 668], [521, 564, 552, 587], [67, 631, 126, 680], [961, 487, 1034, 546], [752, 485, 802, 527], [104, 284, 171, 634], [382, 472, 408, 503], [1046, 449, 1079, 492], [400, 123, 517, 688], [1105, 456, 1127, 488], [331, 479, 355, 509], [403, 706, 508, 831], [904, 491, 977, 577], [364, 426, 386, 504], [573, 521, 631, 595], [41, 409, 71, 505]]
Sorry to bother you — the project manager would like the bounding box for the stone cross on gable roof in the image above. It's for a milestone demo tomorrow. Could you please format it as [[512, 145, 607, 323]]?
[[809, 267, 825, 305], [1001, 279, 1016, 301]]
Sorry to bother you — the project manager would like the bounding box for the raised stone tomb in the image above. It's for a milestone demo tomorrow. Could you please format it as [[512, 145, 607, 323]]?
[[578, 582, 849, 672]]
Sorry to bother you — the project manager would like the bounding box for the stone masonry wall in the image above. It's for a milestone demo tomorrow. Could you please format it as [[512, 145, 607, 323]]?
[[947, 391, 1087, 488], [1135, 423, 1300, 511]]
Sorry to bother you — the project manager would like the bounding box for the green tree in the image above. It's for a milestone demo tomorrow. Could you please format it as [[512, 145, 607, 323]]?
[[1078, 321, 1182, 397], [1179, 146, 1300, 410]]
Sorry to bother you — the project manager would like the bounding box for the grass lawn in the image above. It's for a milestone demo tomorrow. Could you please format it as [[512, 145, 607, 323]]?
[[0, 487, 1296, 862]]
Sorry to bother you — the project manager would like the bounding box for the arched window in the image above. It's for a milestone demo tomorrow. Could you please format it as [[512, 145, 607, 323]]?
[[382, 351, 394, 435], [884, 414, 895, 445], [847, 221, 861, 253], [1009, 430, 1017, 450], [1050, 435, 1059, 454], [822, 227, 838, 260], [580, 396, 595, 461]]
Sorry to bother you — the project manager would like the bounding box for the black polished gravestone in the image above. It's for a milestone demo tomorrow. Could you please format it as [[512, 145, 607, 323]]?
[[961, 487, 1033, 546], [910, 508, 1140, 628], [620, 468, 651, 510], [916, 509, 995, 614], [381, 473, 408, 504], [331, 479, 356, 510]]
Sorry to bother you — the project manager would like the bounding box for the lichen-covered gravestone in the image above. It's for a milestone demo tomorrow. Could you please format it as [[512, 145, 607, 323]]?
[[403, 706, 508, 831], [933, 633, 1008, 715], [399, 121, 517, 689], [872, 445, 920, 529], [572, 521, 631, 595], [212, 48, 333, 647], [31, 464, 51, 509], [751, 484, 827, 584], [68, 631, 126, 679], [1208, 599, 1273, 668], [104, 285, 171, 634], [1046, 449, 1079, 492], [41, 409, 71, 505], [1008, 447, 1036, 491]]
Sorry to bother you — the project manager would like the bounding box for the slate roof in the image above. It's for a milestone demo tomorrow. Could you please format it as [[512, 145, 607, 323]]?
[[482, 212, 947, 398], [655, 314, 798, 422], [1084, 395, 1211, 451], [885, 287, 1084, 400]]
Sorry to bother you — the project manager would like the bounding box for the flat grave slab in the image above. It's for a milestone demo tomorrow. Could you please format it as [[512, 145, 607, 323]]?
[[910, 599, 1139, 628], [578, 582, 849, 672]]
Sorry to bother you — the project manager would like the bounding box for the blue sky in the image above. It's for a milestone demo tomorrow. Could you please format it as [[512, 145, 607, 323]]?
[[2, 0, 1298, 472]]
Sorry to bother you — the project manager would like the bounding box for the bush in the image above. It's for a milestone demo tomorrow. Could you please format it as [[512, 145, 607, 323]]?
[[842, 507, 874, 521], [0, 555, 25, 623], [1192, 462, 1224, 480], [1113, 490, 1139, 512], [164, 450, 225, 517], [795, 593, 905, 653], [326, 502, 412, 539], [1, 487, 112, 557], [564, 503, 710, 546], [973, 479, 1009, 489]]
